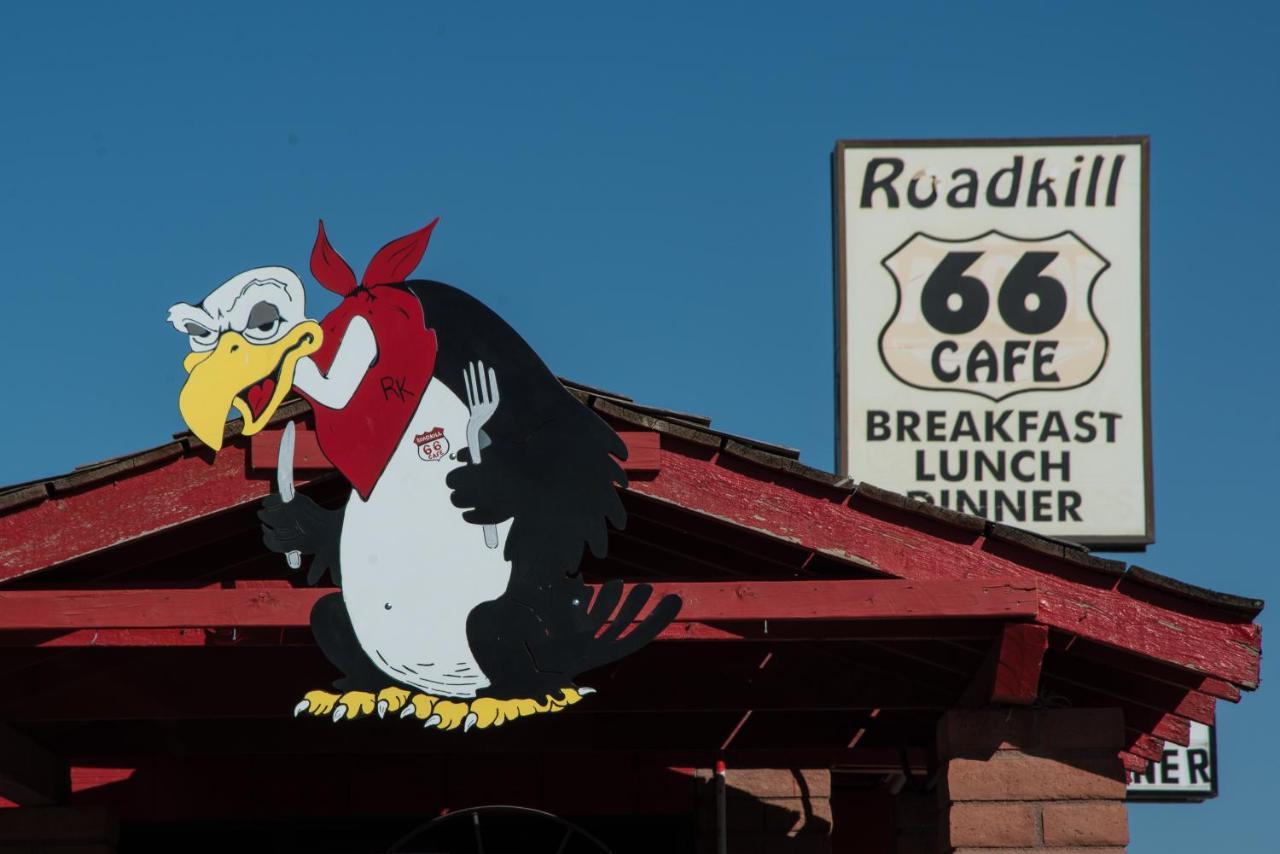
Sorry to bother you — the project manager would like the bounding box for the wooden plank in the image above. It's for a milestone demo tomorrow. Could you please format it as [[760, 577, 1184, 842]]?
[[0, 588, 329, 629], [23, 705, 887, 754], [247, 427, 662, 473], [1119, 751, 1149, 774], [52, 749, 923, 823], [628, 449, 1262, 688], [1042, 674, 1193, 747], [0, 805, 116, 843], [1201, 677, 1243, 703], [620, 431, 661, 471], [1044, 649, 1216, 726], [648, 579, 1037, 621], [248, 426, 332, 470], [1126, 732, 1166, 763], [0, 646, 957, 721], [990, 624, 1049, 705], [1, 627, 313, 648], [1064, 637, 1244, 703], [0, 618, 1008, 648], [0, 443, 281, 585], [0, 723, 70, 806], [0, 579, 1037, 631], [0, 429, 660, 587]]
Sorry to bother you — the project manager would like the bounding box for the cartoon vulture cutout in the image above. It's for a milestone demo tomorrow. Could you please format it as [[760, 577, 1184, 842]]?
[[167, 220, 681, 731]]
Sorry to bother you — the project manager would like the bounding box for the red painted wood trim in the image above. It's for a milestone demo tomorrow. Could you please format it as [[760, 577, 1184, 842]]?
[[620, 431, 661, 471], [628, 450, 1262, 687], [247, 427, 662, 473], [0, 588, 326, 629], [0, 580, 1037, 631], [0, 655, 953, 721], [1046, 651, 1216, 726], [0, 431, 661, 586], [958, 623, 1048, 707], [0, 419, 1258, 694], [1126, 732, 1166, 762], [651, 579, 1036, 621], [1199, 678, 1242, 703], [56, 750, 927, 822], [1151, 714, 1192, 747], [990, 623, 1049, 705], [1119, 751, 1149, 774], [0, 444, 280, 585], [249, 427, 331, 470], [1035, 676, 1193, 748], [1066, 638, 1243, 704], [1, 618, 1009, 648]]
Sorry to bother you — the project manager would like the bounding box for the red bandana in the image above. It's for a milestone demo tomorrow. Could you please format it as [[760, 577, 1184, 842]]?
[[297, 220, 439, 500]]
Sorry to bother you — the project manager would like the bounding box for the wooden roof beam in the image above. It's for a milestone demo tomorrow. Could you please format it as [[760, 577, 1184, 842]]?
[[0, 579, 1038, 632], [959, 623, 1049, 707], [629, 450, 1262, 688], [0, 723, 69, 806]]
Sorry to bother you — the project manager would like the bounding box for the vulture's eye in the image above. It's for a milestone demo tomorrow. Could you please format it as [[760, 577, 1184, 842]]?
[[184, 322, 219, 351], [244, 302, 283, 342]]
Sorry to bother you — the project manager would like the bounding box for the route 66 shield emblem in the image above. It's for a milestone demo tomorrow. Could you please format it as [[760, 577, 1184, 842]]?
[[879, 230, 1109, 402], [414, 427, 450, 462]]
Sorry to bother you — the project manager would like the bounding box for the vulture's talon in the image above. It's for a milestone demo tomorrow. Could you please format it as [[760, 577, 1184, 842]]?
[[290, 687, 592, 730], [293, 689, 341, 718], [376, 686, 412, 716]]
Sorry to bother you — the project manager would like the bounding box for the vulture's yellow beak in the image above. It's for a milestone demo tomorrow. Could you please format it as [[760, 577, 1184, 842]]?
[[178, 321, 323, 450]]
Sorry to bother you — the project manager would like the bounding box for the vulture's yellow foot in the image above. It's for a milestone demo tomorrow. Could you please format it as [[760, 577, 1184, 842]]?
[[293, 688, 407, 721], [374, 687, 413, 718], [292, 689, 341, 718], [400, 687, 594, 732]]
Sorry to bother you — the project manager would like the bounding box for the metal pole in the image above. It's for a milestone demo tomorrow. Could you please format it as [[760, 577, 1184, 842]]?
[[715, 757, 727, 854]]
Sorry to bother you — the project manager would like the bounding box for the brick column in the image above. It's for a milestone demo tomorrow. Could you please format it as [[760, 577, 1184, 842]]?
[[936, 708, 1129, 853]]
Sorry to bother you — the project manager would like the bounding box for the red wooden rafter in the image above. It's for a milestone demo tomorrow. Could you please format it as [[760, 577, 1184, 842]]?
[[0, 580, 1038, 631], [0, 431, 660, 585], [0, 724, 69, 807], [628, 449, 1261, 688], [958, 623, 1049, 708]]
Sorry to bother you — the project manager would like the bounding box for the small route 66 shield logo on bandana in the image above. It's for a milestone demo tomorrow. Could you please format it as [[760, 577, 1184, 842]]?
[[414, 427, 449, 462]]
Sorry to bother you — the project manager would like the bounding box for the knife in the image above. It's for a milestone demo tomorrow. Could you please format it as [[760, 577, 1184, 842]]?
[[277, 420, 302, 569]]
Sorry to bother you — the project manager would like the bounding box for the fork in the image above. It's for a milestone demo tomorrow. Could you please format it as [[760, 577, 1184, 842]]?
[[463, 360, 501, 549]]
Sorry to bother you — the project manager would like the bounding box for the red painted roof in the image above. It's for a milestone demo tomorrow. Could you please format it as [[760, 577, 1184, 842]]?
[[0, 380, 1263, 787]]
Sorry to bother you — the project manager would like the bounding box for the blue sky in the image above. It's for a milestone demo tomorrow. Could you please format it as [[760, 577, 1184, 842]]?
[[0, 1, 1275, 848]]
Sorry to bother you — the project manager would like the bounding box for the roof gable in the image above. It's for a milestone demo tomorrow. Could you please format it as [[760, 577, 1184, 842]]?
[[0, 380, 1263, 778]]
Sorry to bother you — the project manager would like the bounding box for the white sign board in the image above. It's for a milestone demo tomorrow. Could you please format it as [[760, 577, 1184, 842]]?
[[1127, 722, 1216, 801], [834, 138, 1152, 547]]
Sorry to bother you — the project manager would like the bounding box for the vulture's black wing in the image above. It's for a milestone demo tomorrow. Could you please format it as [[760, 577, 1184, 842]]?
[[406, 280, 679, 697], [407, 279, 627, 570]]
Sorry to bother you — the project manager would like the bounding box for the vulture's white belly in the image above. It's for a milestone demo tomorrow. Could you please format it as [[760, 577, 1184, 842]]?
[[340, 378, 513, 698]]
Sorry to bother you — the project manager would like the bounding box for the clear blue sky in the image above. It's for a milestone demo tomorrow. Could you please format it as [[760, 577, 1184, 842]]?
[[0, 2, 1274, 848]]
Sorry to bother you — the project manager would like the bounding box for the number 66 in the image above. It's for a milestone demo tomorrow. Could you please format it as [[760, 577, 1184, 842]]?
[[920, 251, 1067, 335]]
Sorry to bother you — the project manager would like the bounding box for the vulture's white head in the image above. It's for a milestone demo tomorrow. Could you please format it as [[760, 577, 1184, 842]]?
[[167, 267, 323, 450]]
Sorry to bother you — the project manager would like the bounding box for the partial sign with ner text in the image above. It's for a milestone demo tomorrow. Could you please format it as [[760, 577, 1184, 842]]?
[[1127, 722, 1216, 801]]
